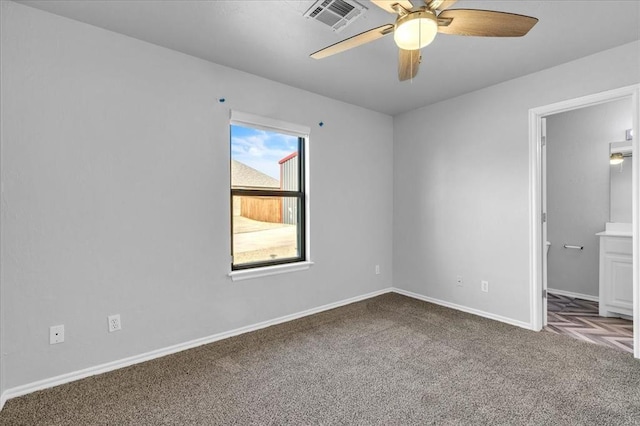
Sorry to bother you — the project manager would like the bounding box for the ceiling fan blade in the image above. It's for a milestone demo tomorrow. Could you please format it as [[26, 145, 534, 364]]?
[[426, 0, 458, 11], [370, 0, 414, 14], [310, 24, 394, 59], [398, 49, 421, 81], [437, 9, 538, 37]]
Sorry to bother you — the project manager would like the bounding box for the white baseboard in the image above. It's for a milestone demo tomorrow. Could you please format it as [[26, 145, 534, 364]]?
[[546, 288, 599, 302], [0, 286, 536, 409], [392, 287, 534, 331], [0, 287, 394, 408]]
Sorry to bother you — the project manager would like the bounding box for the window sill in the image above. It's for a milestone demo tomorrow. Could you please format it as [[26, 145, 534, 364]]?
[[228, 261, 314, 282]]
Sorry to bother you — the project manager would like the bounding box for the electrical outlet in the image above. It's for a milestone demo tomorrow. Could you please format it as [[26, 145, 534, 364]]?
[[375, 264, 380, 275], [456, 276, 463, 287], [108, 314, 122, 333], [50, 325, 64, 344], [481, 280, 489, 293]]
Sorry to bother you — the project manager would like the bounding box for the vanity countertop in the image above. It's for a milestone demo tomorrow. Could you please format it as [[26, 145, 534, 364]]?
[[596, 222, 632, 237], [596, 230, 632, 237]]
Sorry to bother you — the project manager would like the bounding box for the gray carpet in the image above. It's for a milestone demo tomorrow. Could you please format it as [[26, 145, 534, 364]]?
[[1, 293, 640, 425]]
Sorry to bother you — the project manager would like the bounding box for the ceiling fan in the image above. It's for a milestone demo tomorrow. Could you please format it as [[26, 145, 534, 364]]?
[[310, 0, 538, 81]]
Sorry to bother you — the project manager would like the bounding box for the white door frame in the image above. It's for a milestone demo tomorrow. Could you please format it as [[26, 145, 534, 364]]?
[[541, 117, 548, 327], [528, 84, 640, 359]]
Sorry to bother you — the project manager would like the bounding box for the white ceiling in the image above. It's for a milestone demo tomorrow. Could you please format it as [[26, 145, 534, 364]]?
[[18, 0, 640, 116]]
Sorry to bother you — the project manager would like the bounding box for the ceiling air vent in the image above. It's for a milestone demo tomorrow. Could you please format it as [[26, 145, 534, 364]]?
[[304, 0, 368, 33]]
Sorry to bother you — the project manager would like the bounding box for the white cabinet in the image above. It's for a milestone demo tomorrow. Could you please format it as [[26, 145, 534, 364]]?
[[598, 234, 633, 317]]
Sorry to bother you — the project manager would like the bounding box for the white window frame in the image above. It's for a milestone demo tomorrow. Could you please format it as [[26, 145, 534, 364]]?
[[228, 111, 312, 281]]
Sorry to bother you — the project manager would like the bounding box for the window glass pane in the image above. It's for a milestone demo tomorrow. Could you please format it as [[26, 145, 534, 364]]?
[[232, 196, 301, 266], [231, 125, 299, 191]]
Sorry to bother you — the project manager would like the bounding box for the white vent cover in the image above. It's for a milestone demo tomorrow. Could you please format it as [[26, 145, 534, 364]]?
[[304, 0, 368, 33]]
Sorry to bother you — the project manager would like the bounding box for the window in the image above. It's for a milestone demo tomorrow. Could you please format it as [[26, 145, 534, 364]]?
[[230, 112, 308, 272]]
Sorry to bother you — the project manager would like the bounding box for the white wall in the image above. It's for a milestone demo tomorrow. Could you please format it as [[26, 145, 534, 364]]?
[[0, 1, 393, 391], [393, 40, 640, 324], [546, 99, 632, 297], [0, 0, 5, 402]]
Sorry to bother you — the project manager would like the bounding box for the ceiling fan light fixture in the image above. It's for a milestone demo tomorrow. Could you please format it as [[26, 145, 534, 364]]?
[[394, 11, 438, 50]]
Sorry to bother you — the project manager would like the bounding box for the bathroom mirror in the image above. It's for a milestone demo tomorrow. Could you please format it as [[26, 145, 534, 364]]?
[[610, 141, 632, 223]]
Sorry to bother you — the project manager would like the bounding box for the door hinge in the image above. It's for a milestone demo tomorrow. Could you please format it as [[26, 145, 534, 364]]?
[[542, 289, 547, 298], [542, 212, 547, 223], [541, 135, 546, 147]]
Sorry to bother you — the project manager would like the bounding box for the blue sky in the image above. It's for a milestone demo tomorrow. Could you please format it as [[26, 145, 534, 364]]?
[[231, 125, 298, 179]]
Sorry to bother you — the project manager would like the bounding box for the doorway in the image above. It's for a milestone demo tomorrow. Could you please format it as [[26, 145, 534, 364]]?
[[545, 99, 633, 353], [529, 84, 640, 358]]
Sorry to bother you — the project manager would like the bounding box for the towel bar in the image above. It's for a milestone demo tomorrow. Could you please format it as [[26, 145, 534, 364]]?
[[563, 244, 583, 250]]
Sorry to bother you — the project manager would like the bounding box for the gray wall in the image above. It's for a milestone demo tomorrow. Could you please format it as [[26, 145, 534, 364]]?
[[546, 100, 632, 297], [393, 40, 640, 324], [0, 2, 394, 390]]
